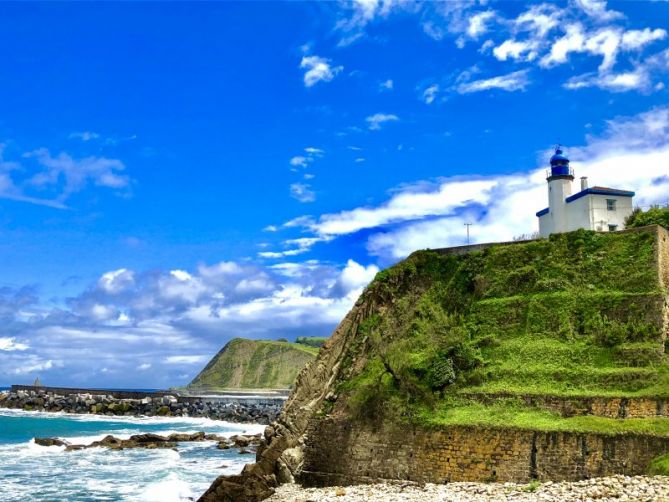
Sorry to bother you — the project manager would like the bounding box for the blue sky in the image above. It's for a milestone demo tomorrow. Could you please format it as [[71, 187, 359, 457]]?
[[1, 1, 668, 387]]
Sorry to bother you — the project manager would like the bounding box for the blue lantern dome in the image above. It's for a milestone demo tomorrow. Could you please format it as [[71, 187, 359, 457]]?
[[548, 146, 573, 179]]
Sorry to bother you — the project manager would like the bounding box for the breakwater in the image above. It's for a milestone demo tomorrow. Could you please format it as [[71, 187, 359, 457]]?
[[1, 386, 281, 424]]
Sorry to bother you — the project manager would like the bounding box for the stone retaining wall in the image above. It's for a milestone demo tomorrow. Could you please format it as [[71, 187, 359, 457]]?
[[299, 419, 669, 486], [461, 393, 668, 419]]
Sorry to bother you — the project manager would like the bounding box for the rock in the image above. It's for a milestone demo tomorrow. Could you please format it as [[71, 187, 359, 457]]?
[[34, 437, 68, 447], [129, 433, 169, 443]]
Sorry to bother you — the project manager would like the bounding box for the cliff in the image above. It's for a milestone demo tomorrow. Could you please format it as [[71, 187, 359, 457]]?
[[199, 226, 669, 501], [188, 338, 318, 391]]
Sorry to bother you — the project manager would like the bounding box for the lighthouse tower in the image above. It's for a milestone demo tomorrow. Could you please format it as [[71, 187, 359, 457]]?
[[545, 147, 574, 234], [536, 146, 635, 237]]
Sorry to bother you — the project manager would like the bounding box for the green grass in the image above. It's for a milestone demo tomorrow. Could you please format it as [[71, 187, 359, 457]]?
[[418, 399, 669, 437], [335, 227, 669, 436], [648, 453, 669, 475]]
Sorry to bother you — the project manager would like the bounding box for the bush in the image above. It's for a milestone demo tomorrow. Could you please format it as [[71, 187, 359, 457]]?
[[625, 206, 669, 229]]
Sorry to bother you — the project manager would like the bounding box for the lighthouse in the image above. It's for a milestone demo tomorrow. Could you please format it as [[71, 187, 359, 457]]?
[[536, 147, 635, 237]]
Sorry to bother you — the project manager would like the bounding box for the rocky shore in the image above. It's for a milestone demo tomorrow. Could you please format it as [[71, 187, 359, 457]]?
[[267, 476, 669, 501], [34, 430, 263, 453], [0, 389, 280, 424]]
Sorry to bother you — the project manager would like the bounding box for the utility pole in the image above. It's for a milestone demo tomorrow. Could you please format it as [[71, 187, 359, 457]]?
[[464, 223, 473, 245]]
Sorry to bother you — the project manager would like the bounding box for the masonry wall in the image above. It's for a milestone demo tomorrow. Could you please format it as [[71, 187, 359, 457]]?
[[299, 419, 669, 486]]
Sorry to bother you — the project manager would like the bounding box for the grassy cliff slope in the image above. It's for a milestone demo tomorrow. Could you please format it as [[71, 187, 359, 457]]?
[[335, 227, 669, 434], [188, 338, 318, 390]]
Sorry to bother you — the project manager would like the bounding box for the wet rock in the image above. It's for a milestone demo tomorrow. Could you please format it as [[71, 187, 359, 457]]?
[[34, 437, 68, 447]]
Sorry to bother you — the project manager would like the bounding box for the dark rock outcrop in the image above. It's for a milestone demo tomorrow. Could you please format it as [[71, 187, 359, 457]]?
[[33, 430, 261, 453]]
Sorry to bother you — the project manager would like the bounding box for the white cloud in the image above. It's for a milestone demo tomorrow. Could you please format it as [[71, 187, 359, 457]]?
[[541, 24, 666, 72], [456, 70, 530, 94], [289, 147, 323, 170], [331, 259, 379, 299], [380, 79, 394, 91], [98, 268, 135, 294], [0, 144, 131, 207], [290, 183, 316, 203], [493, 39, 539, 62], [0, 337, 29, 351], [304, 179, 496, 237], [564, 70, 648, 92], [26, 148, 130, 200], [574, 0, 623, 22], [69, 131, 100, 141], [514, 4, 561, 38], [467, 10, 495, 38], [290, 156, 309, 167], [300, 56, 343, 87], [366, 113, 399, 130], [14, 358, 56, 375], [258, 236, 332, 259], [422, 84, 439, 104], [164, 355, 208, 365], [621, 28, 667, 50], [137, 363, 151, 371], [335, 0, 417, 46]]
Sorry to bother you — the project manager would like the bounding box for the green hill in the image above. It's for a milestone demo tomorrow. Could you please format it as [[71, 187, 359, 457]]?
[[188, 338, 319, 390]]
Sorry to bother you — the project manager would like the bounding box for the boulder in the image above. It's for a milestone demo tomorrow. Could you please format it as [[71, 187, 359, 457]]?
[[34, 437, 68, 447]]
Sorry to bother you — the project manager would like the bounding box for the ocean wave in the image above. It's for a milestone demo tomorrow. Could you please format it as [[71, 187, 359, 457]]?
[[0, 407, 265, 433]]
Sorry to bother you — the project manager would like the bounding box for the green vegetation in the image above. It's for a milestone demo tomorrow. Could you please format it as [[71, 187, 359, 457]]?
[[625, 206, 669, 229], [521, 480, 542, 493], [648, 453, 669, 475], [334, 228, 669, 438], [188, 338, 317, 390], [295, 336, 328, 349], [420, 398, 669, 437]]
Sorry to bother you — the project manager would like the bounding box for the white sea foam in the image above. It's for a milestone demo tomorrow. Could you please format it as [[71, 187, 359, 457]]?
[[0, 408, 261, 501], [0, 406, 265, 430]]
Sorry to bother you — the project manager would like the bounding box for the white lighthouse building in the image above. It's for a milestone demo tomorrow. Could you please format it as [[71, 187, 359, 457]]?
[[536, 147, 635, 238]]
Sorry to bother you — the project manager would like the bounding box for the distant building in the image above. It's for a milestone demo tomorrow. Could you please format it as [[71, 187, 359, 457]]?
[[536, 147, 635, 238], [33, 377, 42, 387]]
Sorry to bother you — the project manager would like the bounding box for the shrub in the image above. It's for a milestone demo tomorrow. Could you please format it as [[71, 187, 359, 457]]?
[[625, 206, 669, 229]]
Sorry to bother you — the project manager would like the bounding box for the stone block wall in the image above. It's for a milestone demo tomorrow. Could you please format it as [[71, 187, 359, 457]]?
[[299, 419, 669, 486], [463, 394, 668, 419]]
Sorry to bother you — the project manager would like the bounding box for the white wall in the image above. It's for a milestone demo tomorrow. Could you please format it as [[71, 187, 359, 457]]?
[[585, 195, 634, 231], [565, 195, 592, 232]]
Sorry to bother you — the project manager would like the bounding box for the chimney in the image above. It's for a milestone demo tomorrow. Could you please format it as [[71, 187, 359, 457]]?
[[580, 176, 588, 190]]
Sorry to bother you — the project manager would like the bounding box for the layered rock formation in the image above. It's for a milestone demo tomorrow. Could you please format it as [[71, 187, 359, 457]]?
[[200, 226, 669, 501]]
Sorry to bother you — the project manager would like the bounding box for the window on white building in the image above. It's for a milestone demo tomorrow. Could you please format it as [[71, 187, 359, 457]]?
[[608, 224, 618, 232], [606, 199, 617, 211]]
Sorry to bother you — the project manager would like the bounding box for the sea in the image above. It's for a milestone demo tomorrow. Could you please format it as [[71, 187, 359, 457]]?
[[0, 390, 264, 501]]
